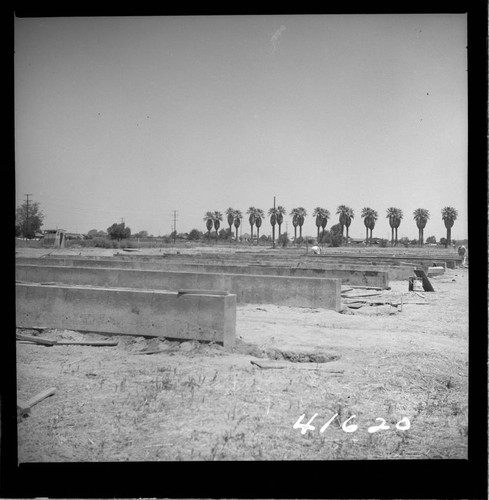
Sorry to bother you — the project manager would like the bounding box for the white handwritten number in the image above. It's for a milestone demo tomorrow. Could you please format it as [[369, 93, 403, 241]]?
[[320, 413, 339, 433], [341, 415, 358, 433], [293, 413, 318, 435], [368, 417, 391, 433], [395, 417, 411, 431]]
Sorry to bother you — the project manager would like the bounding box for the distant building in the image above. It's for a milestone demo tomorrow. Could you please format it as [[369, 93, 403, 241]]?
[[349, 238, 366, 245], [42, 229, 66, 248], [65, 232, 85, 240]]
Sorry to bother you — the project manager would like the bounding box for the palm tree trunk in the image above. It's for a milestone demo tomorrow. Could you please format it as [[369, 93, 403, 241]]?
[[345, 226, 349, 246], [395, 228, 398, 245], [365, 226, 368, 244], [299, 225, 303, 243], [278, 223, 282, 239]]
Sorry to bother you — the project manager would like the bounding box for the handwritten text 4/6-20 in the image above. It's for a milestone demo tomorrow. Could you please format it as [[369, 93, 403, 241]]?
[[293, 413, 411, 435]]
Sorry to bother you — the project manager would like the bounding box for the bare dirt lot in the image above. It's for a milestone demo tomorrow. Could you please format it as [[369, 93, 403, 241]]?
[[16, 246, 468, 461]]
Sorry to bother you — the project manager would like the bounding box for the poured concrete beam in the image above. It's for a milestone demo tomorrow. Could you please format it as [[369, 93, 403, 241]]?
[[16, 265, 341, 310], [16, 258, 388, 288], [16, 283, 236, 347]]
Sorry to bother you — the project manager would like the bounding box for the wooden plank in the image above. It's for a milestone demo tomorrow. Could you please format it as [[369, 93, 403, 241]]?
[[18, 387, 56, 417], [342, 291, 383, 299], [132, 348, 168, 355], [25, 387, 56, 408], [56, 340, 118, 346], [348, 285, 385, 291], [250, 359, 344, 372], [346, 303, 365, 309], [177, 289, 230, 296], [15, 333, 56, 346], [414, 269, 435, 292]]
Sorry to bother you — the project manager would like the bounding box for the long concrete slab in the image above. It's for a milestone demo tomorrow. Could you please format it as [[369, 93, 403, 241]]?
[[16, 264, 341, 310], [16, 283, 236, 347], [16, 258, 389, 287]]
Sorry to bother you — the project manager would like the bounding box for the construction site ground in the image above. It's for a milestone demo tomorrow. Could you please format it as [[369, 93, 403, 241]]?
[[16, 246, 468, 461]]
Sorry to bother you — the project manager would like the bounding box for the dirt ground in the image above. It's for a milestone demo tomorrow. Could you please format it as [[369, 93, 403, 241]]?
[[16, 247, 468, 461]]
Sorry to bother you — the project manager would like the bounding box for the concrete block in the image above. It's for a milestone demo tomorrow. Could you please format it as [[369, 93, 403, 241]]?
[[427, 266, 445, 277], [16, 283, 236, 347], [15, 264, 341, 311]]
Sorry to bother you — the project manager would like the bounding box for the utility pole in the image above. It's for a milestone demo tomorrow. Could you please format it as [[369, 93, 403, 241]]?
[[272, 196, 276, 249], [25, 194, 32, 239], [171, 210, 178, 245], [120, 217, 125, 224]]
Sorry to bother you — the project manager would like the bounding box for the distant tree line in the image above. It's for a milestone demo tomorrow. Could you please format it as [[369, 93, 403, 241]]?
[[201, 205, 460, 248], [14, 199, 462, 249]]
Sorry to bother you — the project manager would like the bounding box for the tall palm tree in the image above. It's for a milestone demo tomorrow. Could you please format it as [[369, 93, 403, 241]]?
[[413, 208, 430, 247], [254, 208, 265, 243], [268, 207, 278, 246], [320, 209, 331, 242], [313, 207, 330, 243], [203, 211, 214, 242], [233, 210, 243, 242], [344, 207, 354, 245], [441, 206, 458, 247], [336, 205, 349, 243], [289, 208, 300, 243], [297, 207, 307, 243], [386, 207, 403, 245], [225, 207, 235, 241], [312, 207, 325, 242], [247, 206, 257, 242], [393, 208, 403, 245], [276, 206, 286, 239], [361, 207, 378, 244], [213, 211, 223, 242], [290, 207, 307, 244]]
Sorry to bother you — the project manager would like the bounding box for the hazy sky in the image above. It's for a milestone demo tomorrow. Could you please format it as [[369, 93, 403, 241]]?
[[15, 14, 468, 240]]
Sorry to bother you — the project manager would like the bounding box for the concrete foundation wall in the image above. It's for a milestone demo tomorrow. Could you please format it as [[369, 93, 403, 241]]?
[[16, 264, 341, 310], [16, 258, 389, 287], [16, 283, 236, 346]]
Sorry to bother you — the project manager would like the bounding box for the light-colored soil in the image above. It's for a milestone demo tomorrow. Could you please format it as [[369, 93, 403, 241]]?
[[16, 246, 468, 461]]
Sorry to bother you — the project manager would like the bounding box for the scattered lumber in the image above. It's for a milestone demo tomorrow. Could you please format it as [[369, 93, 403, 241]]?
[[15, 333, 56, 346], [56, 340, 118, 346], [17, 387, 56, 417], [348, 285, 385, 291], [414, 292, 426, 299], [414, 269, 435, 292], [345, 303, 365, 309], [133, 348, 168, 355], [250, 359, 344, 373], [177, 289, 230, 296], [16, 333, 117, 347], [342, 291, 383, 299]]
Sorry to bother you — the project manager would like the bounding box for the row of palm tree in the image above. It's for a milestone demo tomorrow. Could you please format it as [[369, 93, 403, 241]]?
[[204, 206, 459, 247]]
